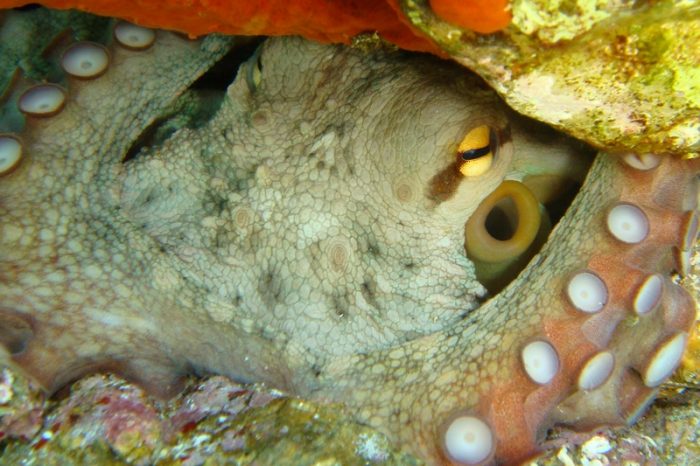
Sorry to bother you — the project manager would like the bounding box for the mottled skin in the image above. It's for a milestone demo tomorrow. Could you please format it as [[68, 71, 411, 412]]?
[[1, 35, 561, 385], [0, 12, 698, 466]]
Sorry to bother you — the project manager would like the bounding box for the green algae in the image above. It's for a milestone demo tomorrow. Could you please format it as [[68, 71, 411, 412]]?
[[1, 436, 129, 466], [156, 397, 421, 466], [511, 0, 615, 44]]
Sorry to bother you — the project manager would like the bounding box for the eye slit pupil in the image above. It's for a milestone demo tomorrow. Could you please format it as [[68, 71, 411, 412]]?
[[460, 145, 491, 161]]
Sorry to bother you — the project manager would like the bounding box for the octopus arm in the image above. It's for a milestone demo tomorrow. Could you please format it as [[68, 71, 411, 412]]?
[[319, 154, 699, 464], [0, 30, 259, 396]]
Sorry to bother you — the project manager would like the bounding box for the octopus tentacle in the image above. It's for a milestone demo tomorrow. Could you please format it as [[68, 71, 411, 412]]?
[[0, 24, 237, 396], [319, 154, 698, 464]]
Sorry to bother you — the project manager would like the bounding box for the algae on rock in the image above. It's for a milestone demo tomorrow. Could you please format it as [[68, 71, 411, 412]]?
[[400, 0, 700, 157]]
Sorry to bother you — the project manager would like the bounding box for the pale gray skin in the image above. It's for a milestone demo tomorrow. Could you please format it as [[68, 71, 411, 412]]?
[[1, 32, 696, 465]]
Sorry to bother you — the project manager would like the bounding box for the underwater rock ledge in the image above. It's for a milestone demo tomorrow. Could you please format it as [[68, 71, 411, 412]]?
[[399, 0, 700, 157]]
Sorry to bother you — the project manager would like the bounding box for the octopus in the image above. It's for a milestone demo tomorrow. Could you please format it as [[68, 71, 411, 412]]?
[[0, 8, 698, 465]]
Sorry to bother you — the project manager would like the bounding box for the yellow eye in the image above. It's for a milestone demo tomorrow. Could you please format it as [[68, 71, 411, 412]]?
[[457, 125, 494, 177]]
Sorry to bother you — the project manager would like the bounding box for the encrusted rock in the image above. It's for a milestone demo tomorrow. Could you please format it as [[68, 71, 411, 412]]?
[[399, 0, 700, 156]]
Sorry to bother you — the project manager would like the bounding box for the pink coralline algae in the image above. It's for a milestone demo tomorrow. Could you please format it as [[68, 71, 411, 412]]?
[[0, 370, 416, 464]]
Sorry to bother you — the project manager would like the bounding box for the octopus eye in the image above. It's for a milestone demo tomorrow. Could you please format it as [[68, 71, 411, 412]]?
[[457, 125, 495, 177]]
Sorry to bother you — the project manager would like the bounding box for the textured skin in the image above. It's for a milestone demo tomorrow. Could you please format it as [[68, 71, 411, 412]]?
[[0, 11, 698, 466]]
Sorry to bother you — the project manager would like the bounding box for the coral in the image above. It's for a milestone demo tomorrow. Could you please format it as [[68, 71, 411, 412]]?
[[0, 366, 46, 441], [0, 7, 698, 466], [3, 368, 699, 464], [0, 369, 418, 465], [533, 388, 700, 465]]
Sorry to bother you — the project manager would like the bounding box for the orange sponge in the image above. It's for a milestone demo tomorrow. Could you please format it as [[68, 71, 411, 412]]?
[[0, 0, 510, 53]]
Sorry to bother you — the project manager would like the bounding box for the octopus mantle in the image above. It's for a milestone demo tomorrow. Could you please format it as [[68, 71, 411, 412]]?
[[0, 10, 699, 466]]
